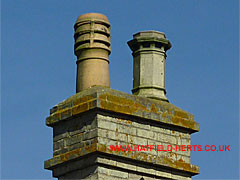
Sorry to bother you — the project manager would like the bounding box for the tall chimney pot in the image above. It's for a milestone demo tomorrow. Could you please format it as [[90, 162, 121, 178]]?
[[74, 13, 111, 92], [128, 31, 171, 101]]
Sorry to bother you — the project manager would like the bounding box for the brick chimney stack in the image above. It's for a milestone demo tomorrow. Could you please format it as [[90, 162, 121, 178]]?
[[128, 31, 171, 101], [74, 13, 111, 92]]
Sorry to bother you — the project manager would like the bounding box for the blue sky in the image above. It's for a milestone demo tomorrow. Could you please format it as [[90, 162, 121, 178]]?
[[1, 0, 239, 179]]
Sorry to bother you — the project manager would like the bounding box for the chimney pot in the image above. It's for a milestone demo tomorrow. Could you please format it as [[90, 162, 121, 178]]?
[[128, 30, 171, 101], [74, 13, 111, 92]]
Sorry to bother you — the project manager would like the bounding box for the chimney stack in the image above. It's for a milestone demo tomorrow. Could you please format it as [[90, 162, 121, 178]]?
[[45, 17, 200, 180], [74, 13, 111, 92], [128, 31, 171, 101]]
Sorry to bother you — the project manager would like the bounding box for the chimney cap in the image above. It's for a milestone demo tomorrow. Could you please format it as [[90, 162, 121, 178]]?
[[76, 13, 109, 24], [133, 31, 166, 39], [128, 30, 172, 52]]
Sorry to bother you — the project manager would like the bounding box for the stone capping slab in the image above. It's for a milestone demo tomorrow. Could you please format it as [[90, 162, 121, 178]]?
[[44, 142, 200, 175], [127, 36, 171, 51], [46, 86, 199, 132]]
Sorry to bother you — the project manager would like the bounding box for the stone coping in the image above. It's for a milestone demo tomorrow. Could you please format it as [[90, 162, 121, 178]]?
[[46, 86, 199, 133]]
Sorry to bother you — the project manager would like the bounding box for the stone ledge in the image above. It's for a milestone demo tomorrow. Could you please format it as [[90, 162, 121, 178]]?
[[44, 142, 199, 176], [46, 86, 199, 133]]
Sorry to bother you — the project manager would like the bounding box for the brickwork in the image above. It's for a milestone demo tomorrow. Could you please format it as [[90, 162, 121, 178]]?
[[53, 155, 192, 180], [97, 114, 191, 163], [51, 112, 191, 166], [53, 113, 98, 156], [45, 86, 199, 180]]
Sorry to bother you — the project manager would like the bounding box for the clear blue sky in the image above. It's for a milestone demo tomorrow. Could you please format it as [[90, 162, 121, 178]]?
[[1, 0, 239, 179]]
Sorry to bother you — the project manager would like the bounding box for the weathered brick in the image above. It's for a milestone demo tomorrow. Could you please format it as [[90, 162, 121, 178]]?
[[137, 128, 151, 138], [130, 135, 148, 145], [117, 133, 128, 142], [136, 166, 155, 175], [132, 121, 150, 130], [171, 173, 191, 180], [66, 133, 83, 146], [98, 120, 117, 131], [116, 161, 136, 171], [98, 166, 109, 176], [155, 170, 172, 179], [53, 139, 66, 150], [97, 157, 117, 166], [98, 137, 117, 146], [117, 124, 137, 136], [108, 169, 128, 179], [98, 128, 108, 138], [107, 130, 116, 139], [84, 129, 97, 140], [181, 138, 190, 146], [53, 132, 69, 142]]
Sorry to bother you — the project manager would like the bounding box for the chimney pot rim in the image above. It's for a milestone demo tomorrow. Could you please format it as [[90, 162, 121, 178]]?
[[76, 13, 109, 24], [133, 30, 166, 38]]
